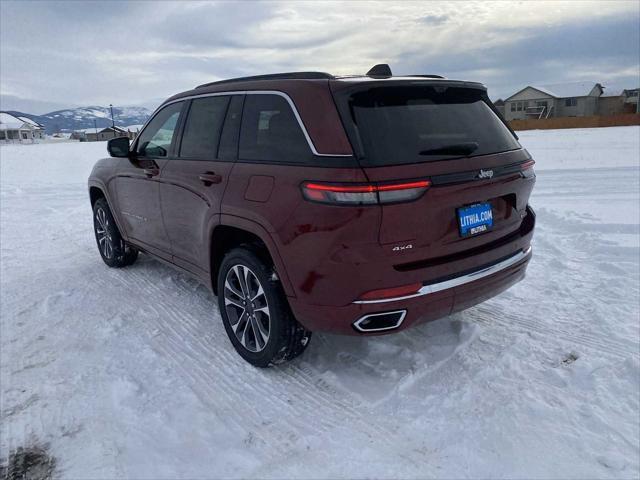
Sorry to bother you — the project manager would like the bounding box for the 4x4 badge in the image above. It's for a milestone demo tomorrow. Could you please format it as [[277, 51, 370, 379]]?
[[477, 169, 494, 179], [392, 244, 413, 252]]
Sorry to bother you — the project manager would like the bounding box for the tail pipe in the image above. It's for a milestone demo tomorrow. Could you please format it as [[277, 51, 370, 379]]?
[[353, 310, 406, 333]]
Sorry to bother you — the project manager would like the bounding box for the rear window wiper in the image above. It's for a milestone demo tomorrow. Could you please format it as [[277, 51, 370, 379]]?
[[419, 142, 479, 156]]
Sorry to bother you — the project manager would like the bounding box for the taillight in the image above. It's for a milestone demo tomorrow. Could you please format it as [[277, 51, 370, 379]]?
[[301, 180, 431, 205], [521, 159, 535, 178], [358, 282, 423, 302], [521, 159, 535, 170]]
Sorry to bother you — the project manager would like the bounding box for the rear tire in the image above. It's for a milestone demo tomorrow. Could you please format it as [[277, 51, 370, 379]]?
[[93, 197, 138, 268], [217, 245, 311, 367]]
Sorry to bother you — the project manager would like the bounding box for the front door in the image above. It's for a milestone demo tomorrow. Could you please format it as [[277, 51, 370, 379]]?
[[159, 95, 243, 274], [112, 101, 184, 257]]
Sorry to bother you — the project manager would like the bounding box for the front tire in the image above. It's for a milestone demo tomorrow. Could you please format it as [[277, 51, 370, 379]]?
[[217, 246, 311, 367], [92, 197, 138, 268]]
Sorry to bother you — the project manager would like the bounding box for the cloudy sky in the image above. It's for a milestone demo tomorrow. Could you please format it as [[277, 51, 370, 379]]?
[[1, 0, 638, 113]]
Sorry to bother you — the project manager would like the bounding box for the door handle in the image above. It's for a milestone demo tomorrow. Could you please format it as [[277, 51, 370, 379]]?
[[143, 167, 160, 178], [199, 172, 222, 186]]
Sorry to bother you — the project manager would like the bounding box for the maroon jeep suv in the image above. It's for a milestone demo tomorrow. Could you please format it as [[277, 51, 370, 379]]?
[[88, 64, 535, 367]]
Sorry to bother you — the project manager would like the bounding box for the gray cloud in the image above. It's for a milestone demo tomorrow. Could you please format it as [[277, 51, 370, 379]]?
[[397, 14, 640, 99], [153, 2, 277, 49], [1, 0, 638, 113], [419, 14, 449, 26]]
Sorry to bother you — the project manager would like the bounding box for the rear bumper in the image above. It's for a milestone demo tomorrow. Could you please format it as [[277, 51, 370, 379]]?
[[288, 246, 532, 335], [354, 247, 531, 305]]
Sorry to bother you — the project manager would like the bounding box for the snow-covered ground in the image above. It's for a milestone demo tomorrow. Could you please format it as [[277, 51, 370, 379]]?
[[1, 127, 639, 479]]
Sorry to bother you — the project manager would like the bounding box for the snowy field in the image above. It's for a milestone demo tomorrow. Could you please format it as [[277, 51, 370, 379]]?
[[1, 127, 639, 478]]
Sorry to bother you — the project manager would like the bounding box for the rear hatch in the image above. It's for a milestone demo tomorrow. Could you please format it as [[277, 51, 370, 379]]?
[[331, 80, 535, 269]]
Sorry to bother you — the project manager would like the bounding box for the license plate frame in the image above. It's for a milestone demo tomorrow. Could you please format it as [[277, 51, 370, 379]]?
[[457, 202, 494, 238]]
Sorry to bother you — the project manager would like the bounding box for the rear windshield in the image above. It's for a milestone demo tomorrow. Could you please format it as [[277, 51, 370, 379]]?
[[339, 86, 520, 166]]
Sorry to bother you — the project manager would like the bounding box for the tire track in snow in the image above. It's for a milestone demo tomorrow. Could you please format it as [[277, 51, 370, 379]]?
[[116, 265, 407, 458], [471, 304, 637, 360], [93, 253, 472, 468], [138, 302, 390, 454], [469, 201, 638, 360]]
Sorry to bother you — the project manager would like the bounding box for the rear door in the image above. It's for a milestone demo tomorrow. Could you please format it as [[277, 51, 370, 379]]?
[[333, 83, 535, 266], [158, 95, 243, 275], [113, 101, 184, 257]]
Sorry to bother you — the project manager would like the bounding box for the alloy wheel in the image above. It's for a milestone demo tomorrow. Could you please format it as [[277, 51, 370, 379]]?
[[95, 207, 113, 259], [223, 264, 271, 352]]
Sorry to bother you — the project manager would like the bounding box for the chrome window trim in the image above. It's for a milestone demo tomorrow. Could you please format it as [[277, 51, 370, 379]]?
[[353, 310, 407, 333], [353, 246, 532, 305], [137, 90, 353, 158]]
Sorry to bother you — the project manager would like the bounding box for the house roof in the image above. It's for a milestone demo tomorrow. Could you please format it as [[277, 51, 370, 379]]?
[[534, 82, 602, 98], [75, 125, 127, 134], [17, 116, 44, 128], [601, 86, 640, 97], [602, 88, 624, 97], [506, 81, 602, 101], [0, 112, 33, 130], [75, 127, 104, 134], [125, 124, 143, 131]]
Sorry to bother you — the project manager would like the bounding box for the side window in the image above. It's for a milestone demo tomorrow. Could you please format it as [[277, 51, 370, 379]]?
[[218, 95, 245, 161], [239, 94, 312, 163], [179, 96, 230, 159], [136, 102, 183, 157]]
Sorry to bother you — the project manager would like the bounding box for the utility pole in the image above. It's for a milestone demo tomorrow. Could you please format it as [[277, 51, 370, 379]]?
[[109, 104, 115, 138], [93, 119, 98, 142]]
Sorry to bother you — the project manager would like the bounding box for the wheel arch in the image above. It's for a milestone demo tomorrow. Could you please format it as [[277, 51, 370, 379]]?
[[88, 181, 128, 242], [209, 216, 295, 298], [89, 185, 106, 206]]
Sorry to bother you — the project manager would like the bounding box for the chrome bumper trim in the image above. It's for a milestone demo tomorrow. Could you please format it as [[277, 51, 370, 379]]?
[[353, 246, 532, 305]]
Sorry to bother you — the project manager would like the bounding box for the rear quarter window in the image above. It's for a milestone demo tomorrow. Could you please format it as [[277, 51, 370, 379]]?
[[239, 94, 314, 164]]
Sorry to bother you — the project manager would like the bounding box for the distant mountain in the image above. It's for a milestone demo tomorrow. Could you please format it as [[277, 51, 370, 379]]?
[[4, 105, 152, 134]]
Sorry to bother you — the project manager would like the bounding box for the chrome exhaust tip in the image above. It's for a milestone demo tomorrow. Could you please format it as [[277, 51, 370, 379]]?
[[353, 310, 406, 333]]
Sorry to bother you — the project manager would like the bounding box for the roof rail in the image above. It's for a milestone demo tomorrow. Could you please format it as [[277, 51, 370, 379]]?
[[405, 74, 447, 79], [196, 71, 334, 89]]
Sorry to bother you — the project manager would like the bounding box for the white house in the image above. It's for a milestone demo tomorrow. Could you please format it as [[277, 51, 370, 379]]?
[[504, 82, 604, 121], [0, 112, 45, 143], [17, 116, 45, 138]]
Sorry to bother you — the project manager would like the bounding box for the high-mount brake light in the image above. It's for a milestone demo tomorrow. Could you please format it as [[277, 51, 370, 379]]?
[[301, 180, 431, 205]]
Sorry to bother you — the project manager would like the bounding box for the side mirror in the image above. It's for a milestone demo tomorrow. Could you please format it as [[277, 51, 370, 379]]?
[[107, 136, 130, 158]]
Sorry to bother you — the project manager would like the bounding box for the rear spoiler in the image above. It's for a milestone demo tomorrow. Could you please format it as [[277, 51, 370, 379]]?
[[482, 92, 519, 140]]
